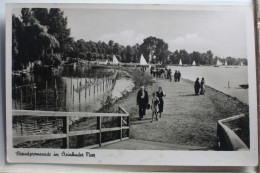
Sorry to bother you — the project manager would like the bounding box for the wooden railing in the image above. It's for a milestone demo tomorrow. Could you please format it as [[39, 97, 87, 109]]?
[[217, 114, 249, 151], [13, 106, 130, 149]]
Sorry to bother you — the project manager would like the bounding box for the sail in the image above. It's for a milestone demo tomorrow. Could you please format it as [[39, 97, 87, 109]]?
[[241, 61, 244, 66], [225, 61, 227, 66], [216, 59, 222, 66], [179, 59, 182, 66], [192, 60, 196, 66], [112, 55, 119, 64], [140, 54, 148, 65]]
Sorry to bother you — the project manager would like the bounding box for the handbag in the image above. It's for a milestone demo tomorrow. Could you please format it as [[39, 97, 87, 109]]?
[[146, 103, 150, 109]]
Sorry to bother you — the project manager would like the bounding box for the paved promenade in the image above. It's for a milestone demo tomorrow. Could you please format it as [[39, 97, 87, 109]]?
[[100, 75, 247, 150]]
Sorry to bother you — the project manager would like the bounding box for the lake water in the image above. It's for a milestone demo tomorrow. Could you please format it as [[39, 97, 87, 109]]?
[[12, 65, 134, 139], [12, 65, 134, 112], [169, 66, 248, 104]]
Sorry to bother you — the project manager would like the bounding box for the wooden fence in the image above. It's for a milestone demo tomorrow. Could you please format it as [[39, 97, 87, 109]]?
[[217, 114, 249, 151], [13, 106, 130, 149]]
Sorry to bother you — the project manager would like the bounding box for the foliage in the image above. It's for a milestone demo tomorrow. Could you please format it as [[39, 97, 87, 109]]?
[[12, 8, 70, 70], [100, 94, 115, 113], [12, 8, 248, 70]]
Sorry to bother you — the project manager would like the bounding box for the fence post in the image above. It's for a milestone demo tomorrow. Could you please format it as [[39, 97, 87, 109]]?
[[64, 83, 67, 109], [73, 85, 74, 103], [20, 118, 23, 136], [66, 116, 70, 148], [55, 79, 58, 106], [120, 116, 122, 140], [46, 81, 48, 109], [20, 88, 22, 109], [71, 77, 72, 95], [62, 116, 70, 148], [97, 117, 102, 147], [30, 83, 33, 108], [15, 84, 17, 109], [34, 84, 37, 110], [103, 75, 104, 92], [127, 114, 130, 138]]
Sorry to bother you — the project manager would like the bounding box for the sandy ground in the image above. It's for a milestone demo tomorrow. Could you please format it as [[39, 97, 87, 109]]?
[[115, 76, 249, 149]]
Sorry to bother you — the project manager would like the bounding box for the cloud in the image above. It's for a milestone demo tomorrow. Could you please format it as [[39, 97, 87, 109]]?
[[167, 33, 215, 53], [98, 30, 146, 46]]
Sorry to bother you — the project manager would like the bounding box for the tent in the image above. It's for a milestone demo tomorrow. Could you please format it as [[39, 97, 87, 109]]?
[[112, 55, 119, 65], [140, 54, 148, 65]]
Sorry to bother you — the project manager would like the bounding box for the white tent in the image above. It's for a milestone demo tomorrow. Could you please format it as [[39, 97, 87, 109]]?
[[179, 59, 182, 66], [140, 54, 148, 65], [192, 60, 196, 66], [112, 55, 119, 65]]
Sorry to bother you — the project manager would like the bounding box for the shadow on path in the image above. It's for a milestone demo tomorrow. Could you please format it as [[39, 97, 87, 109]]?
[[179, 94, 197, 97]]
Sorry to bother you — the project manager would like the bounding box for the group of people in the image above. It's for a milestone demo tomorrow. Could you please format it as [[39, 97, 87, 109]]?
[[150, 67, 181, 83], [140, 65, 147, 72], [194, 77, 205, 95], [150, 67, 166, 78], [137, 86, 166, 122], [173, 70, 181, 82]]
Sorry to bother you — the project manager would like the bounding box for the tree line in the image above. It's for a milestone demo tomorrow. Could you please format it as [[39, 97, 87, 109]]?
[[12, 8, 247, 70]]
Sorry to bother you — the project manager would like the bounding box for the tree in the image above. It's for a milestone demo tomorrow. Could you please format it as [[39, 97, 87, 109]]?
[[206, 50, 213, 65], [12, 8, 60, 70], [48, 8, 71, 59], [190, 51, 200, 65], [126, 45, 134, 62], [31, 8, 49, 26], [12, 15, 22, 69], [140, 36, 169, 64], [178, 49, 190, 64]]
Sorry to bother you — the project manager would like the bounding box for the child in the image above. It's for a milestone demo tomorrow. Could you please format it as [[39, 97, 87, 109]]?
[[151, 92, 160, 122]]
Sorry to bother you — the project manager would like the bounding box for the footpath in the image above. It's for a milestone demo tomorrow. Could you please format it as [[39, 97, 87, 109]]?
[[100, 75, 248, 150]]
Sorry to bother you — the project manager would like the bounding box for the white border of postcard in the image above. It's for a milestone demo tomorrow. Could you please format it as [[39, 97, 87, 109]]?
[[5, 3, 258, 166]]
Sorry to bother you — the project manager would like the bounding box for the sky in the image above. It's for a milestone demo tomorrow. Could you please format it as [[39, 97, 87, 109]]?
[[13, 8, 247, 58]]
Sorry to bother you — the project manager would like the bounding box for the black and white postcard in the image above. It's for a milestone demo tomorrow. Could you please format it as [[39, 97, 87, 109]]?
[[5, 3, 258, 166]]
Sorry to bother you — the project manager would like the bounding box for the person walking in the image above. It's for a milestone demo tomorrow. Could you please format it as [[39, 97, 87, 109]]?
[[194, 78, 201, 95], [177, 71, 181, 82], [200, 78, 205, 95], [137, 86, 149, 120], [174, 70, 178, 82], [156, 87, 166, 118], [151, 92, 160, 122], [168, 69, 172, 82], [150, 66, 153, 75], [164, 68, 168, 79]]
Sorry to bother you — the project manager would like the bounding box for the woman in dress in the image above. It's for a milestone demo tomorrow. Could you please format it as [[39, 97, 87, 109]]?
[[156, 87, 166, 118], [151, 92, 160, 122], [200, 78, 205, 95]]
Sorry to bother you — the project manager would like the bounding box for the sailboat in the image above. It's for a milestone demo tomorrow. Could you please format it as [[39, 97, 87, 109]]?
[[140, 54, 148, 65], [241, 61, 244, 66], [214, 59, 222, 67], [225, 61, 227, 66], [112, 55, 119, 65], [179, 59, 182, 66], [192, 60, 196, 66]]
